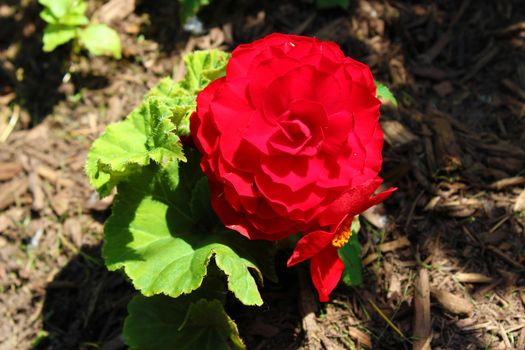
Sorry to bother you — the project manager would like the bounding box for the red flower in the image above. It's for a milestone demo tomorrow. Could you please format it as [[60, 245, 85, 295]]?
[[287, 179, 395, 302], [191, 33, 388, 240]]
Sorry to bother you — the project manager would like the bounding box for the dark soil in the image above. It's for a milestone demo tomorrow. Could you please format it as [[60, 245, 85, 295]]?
[[1, 0, 524, 349]]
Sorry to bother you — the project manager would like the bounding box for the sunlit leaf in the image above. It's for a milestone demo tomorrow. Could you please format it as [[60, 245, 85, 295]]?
[[146, 50, 229, 136], [79, 24, 121, 59], [376, 81, 398, 108], [85, 97, 185, 197], [42, 24, 77, 52], [103, 160, 274, 306]]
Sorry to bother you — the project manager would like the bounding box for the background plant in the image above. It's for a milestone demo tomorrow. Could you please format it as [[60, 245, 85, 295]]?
[[39, 0, 121, 58]]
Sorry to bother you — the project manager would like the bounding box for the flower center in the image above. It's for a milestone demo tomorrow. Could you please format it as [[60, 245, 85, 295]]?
[[331, 216, 354, 248]]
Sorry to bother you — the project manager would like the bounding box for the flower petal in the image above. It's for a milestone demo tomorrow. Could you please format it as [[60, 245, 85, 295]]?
[[286, 230, 334, 267], [310, 248, 345, 302], [319, 178, 396, 226]]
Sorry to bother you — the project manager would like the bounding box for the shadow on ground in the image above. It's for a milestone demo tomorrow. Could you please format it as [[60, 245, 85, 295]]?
[[37, 245, 133, 350]]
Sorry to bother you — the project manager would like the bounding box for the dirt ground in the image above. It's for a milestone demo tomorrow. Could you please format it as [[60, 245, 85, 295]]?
[[1, 0, 525, 349]]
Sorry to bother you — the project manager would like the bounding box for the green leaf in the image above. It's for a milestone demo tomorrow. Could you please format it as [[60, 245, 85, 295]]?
[[79, 24, 122, 59], [178, 0, 210, 24], [124, 295, 245, 350], [315, 0, 350, 9], [103, 163, 272, 306], [338, 217, 363, 287], [181, 50, 230, 93], [39, 0, 88, 25], [145, 50, 229, 136], [85, 97, 185, 197], [146, 78, 194, 136], [375, 81, 398, 108], [42, 24, 77, 52]]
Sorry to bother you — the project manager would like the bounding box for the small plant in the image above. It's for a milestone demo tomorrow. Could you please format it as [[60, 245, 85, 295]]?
[[39, 0, 121, 58], [179, 0, 211, 24], [86, 34, 396, 349]]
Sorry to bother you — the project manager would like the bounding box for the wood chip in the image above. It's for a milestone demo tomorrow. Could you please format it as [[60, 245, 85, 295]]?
[[51, 191, 70, 217], [28, 172, 45, 211], [0, 161, 22, 181], [381, 120, 418, 148], [430, 114, 462, 170], [517, 326, 525, 350], [413, 268, 431, 350], [348, 327, 372, 349], [93, 0, 135, 24], [514, 189, 525, 213], [63, 217, 83, 248], [35, 164, 58, 183], [0, 177, 28, 210], [362, 204, 388, 229], [379, 237, 411, 253], [490, 176, 525, 190], [431, 288, 474, 316], [454, 272, 493, 284]]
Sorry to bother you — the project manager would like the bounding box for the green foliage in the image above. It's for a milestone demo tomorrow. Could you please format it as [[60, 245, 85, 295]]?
[[315, 0, 350, 9], [376, 81, 398, 108], [85, 50, 229, 195], [42, 24, 78, 52], [85, 98, 185, 197], [145, 50, 230, 136], [124, 295, 245, 350], [103, 160, 272, 306], [338, 217, 363, 287], [181, 50, 231, 93], [179, 0, 210, 24], [79, 24, 122, 59], [38, 0, 121, 58]]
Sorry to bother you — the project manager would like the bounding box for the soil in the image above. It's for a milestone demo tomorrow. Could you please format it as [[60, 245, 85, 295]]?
[[1, 0, 525, 349]]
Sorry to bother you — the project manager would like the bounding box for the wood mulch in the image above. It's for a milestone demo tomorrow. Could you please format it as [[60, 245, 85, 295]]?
[[0, 0, 524, 349]]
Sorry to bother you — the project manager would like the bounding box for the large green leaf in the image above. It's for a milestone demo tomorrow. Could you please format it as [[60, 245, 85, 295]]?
[[103, 162, 273, 306], [85, 97, 185, 197], [42, 24, 77, 52], [338, 217, 363, 287], [79, 24, 122, 59], [124, 295, 245, 350], [179, 0, 210, 24]]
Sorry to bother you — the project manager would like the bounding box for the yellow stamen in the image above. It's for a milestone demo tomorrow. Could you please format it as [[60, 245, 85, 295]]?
[[332, 216, 354, 248]]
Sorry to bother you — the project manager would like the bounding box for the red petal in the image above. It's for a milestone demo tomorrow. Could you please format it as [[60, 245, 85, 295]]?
[[319, 178, 396, 226], [310, 248, 345, 302], [286, 231, 333, 267]]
